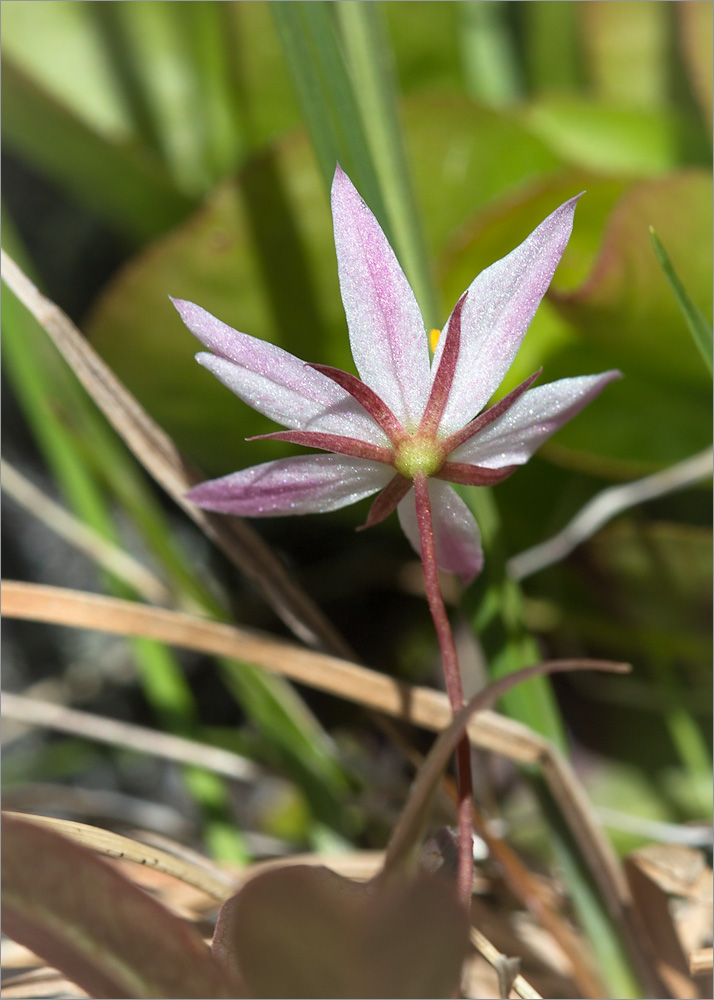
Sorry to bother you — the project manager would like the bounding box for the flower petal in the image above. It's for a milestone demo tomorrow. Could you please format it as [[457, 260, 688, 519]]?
[[186, 455, 394, 517], [397, 480, 483, 584], [173, 299, 388, 446], [433, 196, 581, 435], [451, 371, 622, 468], [331, 166, 431, 429]]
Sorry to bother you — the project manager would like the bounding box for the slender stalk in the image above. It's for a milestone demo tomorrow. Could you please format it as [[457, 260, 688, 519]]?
[[413, 474, 473, 906]]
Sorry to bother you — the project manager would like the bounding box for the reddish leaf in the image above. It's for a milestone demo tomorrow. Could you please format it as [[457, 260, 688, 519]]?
[[213, 865, 468, 999], [2, 813, 241, 999]]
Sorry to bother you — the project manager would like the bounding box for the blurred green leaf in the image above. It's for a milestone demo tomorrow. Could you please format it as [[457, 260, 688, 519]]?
[[406, 95, 565, 261], [521, 1, 582, 94], [539, 346, 711, 474], [584, 521, 712, 664], [677, 0, 714, 135], [383, 1, 461, 94], [579, 1, 668, 109], [457, 1, 522, 106], [86, 2, 245, 193], [551, 171, 712, 384], [2, 60, 192, 242], [522, 97, 682, 175], [2, 0, 130, 136]]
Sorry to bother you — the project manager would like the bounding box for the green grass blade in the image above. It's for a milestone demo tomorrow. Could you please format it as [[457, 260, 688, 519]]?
[[334, 1, 438, 326], [536, 781, 643, 998], [174, 2, 246, 180], [270, 1, 388, 230], [219, 659, 349, 830], [650, 226, 713, 374], [84, 3, 167, 161]]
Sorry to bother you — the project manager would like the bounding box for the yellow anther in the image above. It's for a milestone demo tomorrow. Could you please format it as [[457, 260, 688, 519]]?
[[429, 328, 441, 352]]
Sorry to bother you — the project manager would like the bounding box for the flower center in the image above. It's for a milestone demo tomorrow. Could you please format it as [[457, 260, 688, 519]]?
[[393, 435, 445, 480]]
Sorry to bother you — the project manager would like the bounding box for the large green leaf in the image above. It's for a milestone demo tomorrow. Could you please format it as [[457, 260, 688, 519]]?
[[404, 94, 564, 261], [440, 170, 712, 474], [522, 97, 683, 175]]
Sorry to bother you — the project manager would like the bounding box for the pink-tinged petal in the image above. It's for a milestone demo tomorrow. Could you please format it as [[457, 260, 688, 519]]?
[[397, 480, 483, 584], [440, 369, 542, 454], [249, 430, 394, 464], [331, 166, 431, 429], [451, 371, 621, 468], [433, 196, 582, 436], [186, 455, 394, 517], [172, 299, 388, 447]]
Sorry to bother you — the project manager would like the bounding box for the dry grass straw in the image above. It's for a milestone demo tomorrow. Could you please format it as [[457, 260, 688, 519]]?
[[3, 691, 259, 784], [3, 578, 658, 990]]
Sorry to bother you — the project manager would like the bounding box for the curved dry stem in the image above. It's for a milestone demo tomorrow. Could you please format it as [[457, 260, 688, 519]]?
[[3, 812, 235, 900]]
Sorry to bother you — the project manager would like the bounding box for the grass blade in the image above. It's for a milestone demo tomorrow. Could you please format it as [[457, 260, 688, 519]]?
[[4, 811, 235, 901], [270, 1, 388, 229], [335, 1, 438, 325], [650, 226, 713, 374]]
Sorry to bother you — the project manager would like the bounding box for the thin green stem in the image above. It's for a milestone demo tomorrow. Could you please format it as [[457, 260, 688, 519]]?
[[413, 474, 473, 906]]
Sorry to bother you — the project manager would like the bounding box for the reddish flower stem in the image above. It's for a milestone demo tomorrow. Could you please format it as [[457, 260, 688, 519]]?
[[413, 473, 473, 908]]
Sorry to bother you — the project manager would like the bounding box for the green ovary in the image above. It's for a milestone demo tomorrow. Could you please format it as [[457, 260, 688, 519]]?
[[394, 436, 445, 479]]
